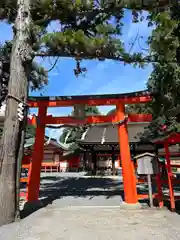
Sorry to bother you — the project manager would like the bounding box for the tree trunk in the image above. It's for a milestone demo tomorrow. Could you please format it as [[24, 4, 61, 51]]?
[[15, 126, 26, 220], [0, 0, 32, 226]]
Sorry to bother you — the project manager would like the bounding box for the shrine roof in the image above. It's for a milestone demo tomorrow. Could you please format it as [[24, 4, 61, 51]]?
[[158, 145, 180, 155], [152, 133, 180, 145], [24, 136, 79, 151], [76, 122, 150, 145]]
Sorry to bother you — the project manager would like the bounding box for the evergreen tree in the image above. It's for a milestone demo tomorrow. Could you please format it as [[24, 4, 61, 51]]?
[[0, 41, 48, 106], [0, 1, 137, 225], [0, 0, 174, 226], [142, 6, 180, 140], [107, 103, 152, 115]]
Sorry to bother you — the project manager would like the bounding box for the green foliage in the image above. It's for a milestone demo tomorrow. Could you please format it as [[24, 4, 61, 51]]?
[[142, 5, 180, 140], [0, 1, 177, 140], [107, 103, 152, 115], [0, 41, 48, 105], [0, 126, 3, 138], [125, 103, 152, 114], [25, 124, 36, 140], [0, 1, 154, 68]]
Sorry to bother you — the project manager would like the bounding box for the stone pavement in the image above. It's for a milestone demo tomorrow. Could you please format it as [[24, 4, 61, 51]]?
[[0, 206, 180, 240]]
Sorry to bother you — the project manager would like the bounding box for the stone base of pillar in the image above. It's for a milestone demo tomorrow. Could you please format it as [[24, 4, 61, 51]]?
[[20, 200, 45, 218], [120, 201, 142, 210]]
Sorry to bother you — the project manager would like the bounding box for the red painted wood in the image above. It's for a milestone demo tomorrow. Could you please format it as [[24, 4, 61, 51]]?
[[28, 95, 151, 108], [116, 103, 138, 204], [22, 155, 31, 165], [154, 133, 180, 144], [27, 105, 47, 202], [165, 143, 176, 211]]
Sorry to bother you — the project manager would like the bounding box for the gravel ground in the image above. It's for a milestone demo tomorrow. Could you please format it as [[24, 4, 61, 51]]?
[[1, 172, 180, 240], [0, 207, 180, 240], [38, 172, 124, 208]]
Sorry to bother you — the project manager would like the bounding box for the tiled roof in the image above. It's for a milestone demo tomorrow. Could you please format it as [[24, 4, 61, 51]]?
[[158, 145, 180, 154], [24, 136, 80, 151], [77, 122, 150, 144]]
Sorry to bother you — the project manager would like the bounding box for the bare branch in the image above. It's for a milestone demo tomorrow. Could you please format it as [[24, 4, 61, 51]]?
[[47, 57, 59, 72], [138, 36, 149, 52], [128, 30, 139, 54]]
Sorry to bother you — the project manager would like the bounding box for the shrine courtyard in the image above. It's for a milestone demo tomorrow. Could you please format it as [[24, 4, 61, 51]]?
[[1, 172, 180, 239]]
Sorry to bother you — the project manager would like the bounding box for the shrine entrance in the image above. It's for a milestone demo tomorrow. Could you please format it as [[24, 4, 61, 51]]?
[[26, 90, 151, 205]]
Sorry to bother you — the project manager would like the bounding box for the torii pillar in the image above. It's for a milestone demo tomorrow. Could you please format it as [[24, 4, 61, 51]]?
[[26, 105, 47, 202], [116, 103, 139, 206]]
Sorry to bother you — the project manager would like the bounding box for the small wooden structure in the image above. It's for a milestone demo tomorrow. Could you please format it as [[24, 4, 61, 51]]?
[[23, 136, 81, 173], [135, 152, 159, 207], [135, 152, 159, 175]]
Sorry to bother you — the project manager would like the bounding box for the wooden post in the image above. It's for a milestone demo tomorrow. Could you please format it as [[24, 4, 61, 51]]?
[[112, 146, 116, 176], [26, 105, 47, 202], [155, 146, 164, 208], [147, 174, 153, 208], [156, 171, 164, 208], [116, 104, 138, 204], [164, 142, 175, 211], [92, 150, 97, 175], [83, 152, 86, 170]]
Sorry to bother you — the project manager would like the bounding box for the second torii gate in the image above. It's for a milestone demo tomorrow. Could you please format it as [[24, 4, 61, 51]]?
[[27, 90, 151, 206]]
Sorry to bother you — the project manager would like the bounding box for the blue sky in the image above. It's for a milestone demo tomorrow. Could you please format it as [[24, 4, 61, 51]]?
[[0, 10, 153, 139]]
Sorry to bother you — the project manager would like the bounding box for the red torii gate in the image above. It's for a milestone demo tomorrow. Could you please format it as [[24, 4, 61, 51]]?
[[27, 90, 151, 205]]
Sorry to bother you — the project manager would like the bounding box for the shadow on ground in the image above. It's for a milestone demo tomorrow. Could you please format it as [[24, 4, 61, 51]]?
[[20, 175, 124, 219], [20, 174, 180, 219], [39, 175, 124, 200]]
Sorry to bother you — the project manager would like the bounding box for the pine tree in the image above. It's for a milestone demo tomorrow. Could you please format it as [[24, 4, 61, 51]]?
[[0, 0, 137, 225], [144, 7, 180, 140], [0, 41, 47, 106], [0, 0, 174, 226]]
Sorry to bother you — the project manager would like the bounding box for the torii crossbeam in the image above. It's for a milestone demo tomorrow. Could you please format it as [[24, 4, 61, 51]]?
[[26, 90, 152, 206]]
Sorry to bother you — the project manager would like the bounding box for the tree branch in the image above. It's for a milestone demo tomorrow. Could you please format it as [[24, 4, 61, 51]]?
[[34, 51, 153, 63], [0, 0, 170, 24], [47, 57, 59, 72], [34, 51, 180, 64]]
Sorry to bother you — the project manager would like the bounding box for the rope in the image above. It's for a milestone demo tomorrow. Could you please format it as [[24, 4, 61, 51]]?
[[6, 94, 29, 107], [46, 124, 80, 129]]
